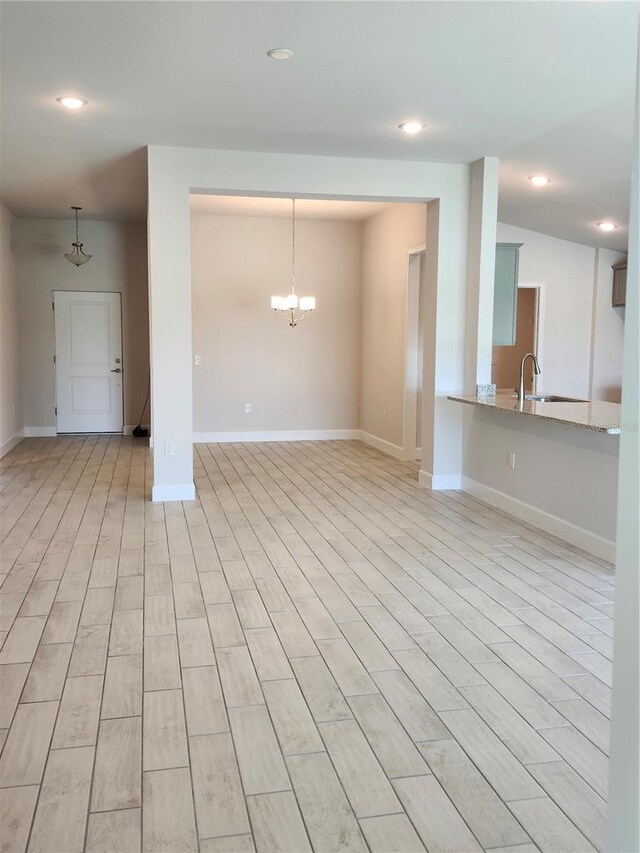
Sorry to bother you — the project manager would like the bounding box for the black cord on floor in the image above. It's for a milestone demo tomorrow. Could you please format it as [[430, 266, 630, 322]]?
[[132, 377, 150, 438]]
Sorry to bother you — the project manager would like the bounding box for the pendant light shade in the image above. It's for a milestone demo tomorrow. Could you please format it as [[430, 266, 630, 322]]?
[[64, 206, 92, 266]]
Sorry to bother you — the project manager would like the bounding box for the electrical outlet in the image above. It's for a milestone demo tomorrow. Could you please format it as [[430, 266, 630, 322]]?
[[194, 355, 202, 366], [245, 403, 252, 414], [383, 409, 387, 422], [508, 451, 516, 469], [164, 441, 175, 457]]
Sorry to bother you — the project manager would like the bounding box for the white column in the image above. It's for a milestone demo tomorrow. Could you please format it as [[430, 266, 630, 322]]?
[[147, 156, 195, 501], [607, 24, 640, 853], [419, 157, 498, 490], [419, 182, 470, 490], [465, 157, 499, 391]]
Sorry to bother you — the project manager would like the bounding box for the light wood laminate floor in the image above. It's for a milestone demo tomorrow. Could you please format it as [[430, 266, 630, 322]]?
[[0, 436, 613, 853]]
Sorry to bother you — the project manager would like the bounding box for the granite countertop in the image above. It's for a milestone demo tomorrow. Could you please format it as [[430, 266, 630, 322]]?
[[448, 393, 622, 434]]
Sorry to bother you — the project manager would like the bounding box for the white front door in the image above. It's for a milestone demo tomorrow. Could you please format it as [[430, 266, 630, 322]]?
[[54, 291, 123, 433]]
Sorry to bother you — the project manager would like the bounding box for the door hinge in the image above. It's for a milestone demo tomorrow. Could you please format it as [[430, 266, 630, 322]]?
[[53, 355, 56, 363], [52, 301, 55, 310], [54, 407, 57, 415]]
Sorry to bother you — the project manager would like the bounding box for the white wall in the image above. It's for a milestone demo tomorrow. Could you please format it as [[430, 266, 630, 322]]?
[[360, 204, 427, 451], [0, 202, 23, 456], [607, 25, 639, 851], [591, 247, 627, 402], [191, 213, 362, 435], [497, 222, 597, 398], [497, 222, 627, 403], [15, 218, 149, 431]]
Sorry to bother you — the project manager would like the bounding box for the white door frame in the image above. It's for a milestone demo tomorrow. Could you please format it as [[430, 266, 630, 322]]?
[[517, 282, 545, 394], [53, 290, 124, 434], [403, 244, 426, 461]]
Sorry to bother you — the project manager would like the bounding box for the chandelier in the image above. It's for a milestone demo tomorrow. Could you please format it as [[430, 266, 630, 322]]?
[[270, 198, 316, 327], [64, 206, 92, 266]]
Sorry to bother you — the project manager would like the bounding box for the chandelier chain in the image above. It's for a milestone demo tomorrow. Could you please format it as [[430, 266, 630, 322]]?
[[291, 198, 296, 293], [270, 195, 314, 325], [64, 206, 92, 266]]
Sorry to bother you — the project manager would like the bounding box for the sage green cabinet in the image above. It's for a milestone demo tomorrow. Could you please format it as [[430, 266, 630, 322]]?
[[493, 242, 523, 346], [612, 261, 627, 307]]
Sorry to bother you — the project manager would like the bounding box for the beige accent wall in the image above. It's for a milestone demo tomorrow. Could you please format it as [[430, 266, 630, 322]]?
[[0, 202, 23, 454], [15, 218, 149, 430], [360, 204, 428, 450], [190, 214, 362, 433]]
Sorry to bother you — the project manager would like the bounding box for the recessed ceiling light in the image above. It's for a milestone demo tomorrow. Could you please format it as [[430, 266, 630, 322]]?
[[399, 121, 424, 135], [597, 222, 618, 232], [267, 48, 293, 61], [57, 97, 88, 110], [528, 175, 551, 186]]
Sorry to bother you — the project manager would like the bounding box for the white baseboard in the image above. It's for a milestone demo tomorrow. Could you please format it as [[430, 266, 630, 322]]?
[[419, 469, 463, 490], [359, 431, 404, 460], [0, 429, 25, 458], [193, 429, 406, 462], [461, 476, 615, 563], [152, 483, 196, 502], [193, 429, 359, 444]]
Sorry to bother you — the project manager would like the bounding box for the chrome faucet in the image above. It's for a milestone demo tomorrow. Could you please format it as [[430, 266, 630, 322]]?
[[516, 352, 541, 403]]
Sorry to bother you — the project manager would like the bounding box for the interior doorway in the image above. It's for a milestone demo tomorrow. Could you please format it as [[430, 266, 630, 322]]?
[[53, 290, 124, 433], [492, 284, 543, 393], [403, 245, 426, 461]]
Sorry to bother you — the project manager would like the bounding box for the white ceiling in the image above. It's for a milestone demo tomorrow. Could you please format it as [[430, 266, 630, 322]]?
[[1, 1, 637, 250], [190, 195, 396, 221]]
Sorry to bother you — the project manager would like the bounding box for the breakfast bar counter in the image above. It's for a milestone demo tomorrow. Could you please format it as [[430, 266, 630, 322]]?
[[449, 392, 621, 560], [448, 393, 622, 434]]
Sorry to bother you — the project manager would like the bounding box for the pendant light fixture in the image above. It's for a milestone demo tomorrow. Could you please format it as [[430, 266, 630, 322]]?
[[64, 206, 92, 266], [270, 198, 316, 327]]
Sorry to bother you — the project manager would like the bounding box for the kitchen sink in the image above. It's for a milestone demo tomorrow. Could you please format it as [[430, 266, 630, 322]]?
[[522, 394, 587, 403]]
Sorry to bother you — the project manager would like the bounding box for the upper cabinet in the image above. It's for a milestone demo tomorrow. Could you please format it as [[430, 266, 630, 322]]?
[[612, 261, 627, 307], [493, 243, 523, 346]]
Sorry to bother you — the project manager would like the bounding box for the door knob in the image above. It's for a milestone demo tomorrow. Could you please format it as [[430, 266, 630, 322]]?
[[110, 368, 122, 373]]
